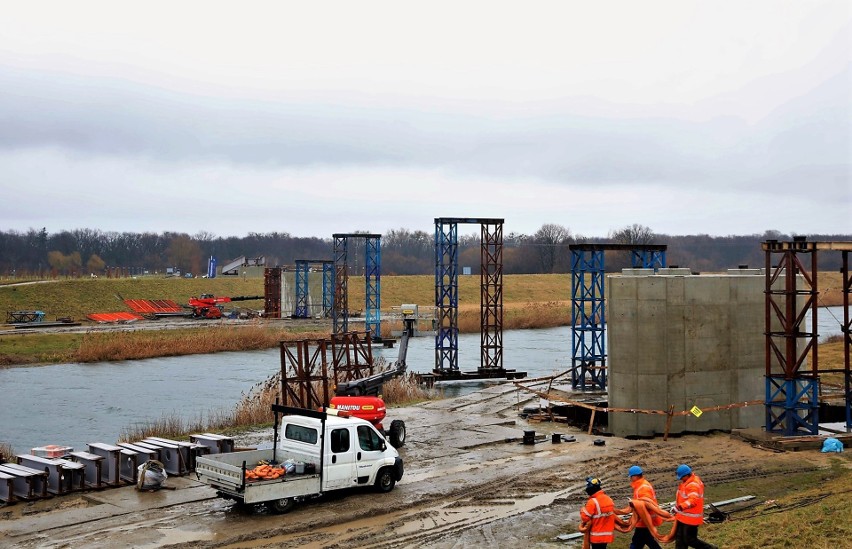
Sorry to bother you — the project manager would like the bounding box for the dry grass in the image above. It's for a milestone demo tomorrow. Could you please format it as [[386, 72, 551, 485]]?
[[75, 324, 328, 363], [381, 372, 434, 405], [0, 441, 13, 462], [118, 364, 439, 443], [118, 409, 236, 443]]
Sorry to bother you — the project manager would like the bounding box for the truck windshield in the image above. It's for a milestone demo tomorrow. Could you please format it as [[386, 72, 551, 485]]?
[[284, 424, 318, 445]]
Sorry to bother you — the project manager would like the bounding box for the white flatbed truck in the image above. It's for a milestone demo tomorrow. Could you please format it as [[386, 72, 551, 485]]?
[[195, 405, 404, 513]]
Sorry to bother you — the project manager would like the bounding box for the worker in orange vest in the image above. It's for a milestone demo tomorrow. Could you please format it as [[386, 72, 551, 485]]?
[[673, 464, 717, 549], [580, 476, 616, 549], [627, 465, 663, 549]]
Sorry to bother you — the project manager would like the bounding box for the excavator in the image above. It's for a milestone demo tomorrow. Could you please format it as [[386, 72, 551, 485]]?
[[187, 294, 264, 319], [328, 305, 418, 448]]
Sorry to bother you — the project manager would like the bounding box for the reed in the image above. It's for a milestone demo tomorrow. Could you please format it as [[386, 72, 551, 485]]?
[[118, 408, 235, 443], [0, 441, 13, 462], [381, 372, 434, 405], [75, 324, 328, 363]]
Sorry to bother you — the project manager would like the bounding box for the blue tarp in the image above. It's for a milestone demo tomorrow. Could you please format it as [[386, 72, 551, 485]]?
[[821, 437, 844, 453]]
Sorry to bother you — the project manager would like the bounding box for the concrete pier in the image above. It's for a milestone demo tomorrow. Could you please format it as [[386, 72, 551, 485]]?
[[607, 269, 768, 437]]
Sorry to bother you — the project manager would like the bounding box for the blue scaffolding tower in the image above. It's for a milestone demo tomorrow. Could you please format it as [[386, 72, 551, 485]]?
[[434, 217, 507, 377], [332, 234, 382, 340], [569, 244, 667, 391], [294, 259, 334, 318]]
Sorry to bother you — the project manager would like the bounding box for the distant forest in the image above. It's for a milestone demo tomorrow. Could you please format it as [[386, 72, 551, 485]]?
[[0, 225, 849, 277]]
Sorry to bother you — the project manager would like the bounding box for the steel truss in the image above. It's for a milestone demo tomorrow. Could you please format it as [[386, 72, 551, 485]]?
[[332, 234, 382, 340], [762, 239, 852, 435], [568, 244, 668, 391], [279, 331, 375, 409], [263, 267, 282, 319], [434, 217, 504, 375], [294, 259, 334, 318], [763, 238, 820, 435]]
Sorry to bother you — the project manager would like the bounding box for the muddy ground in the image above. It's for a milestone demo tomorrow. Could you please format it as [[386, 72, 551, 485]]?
[[0, 382, 841, 548]]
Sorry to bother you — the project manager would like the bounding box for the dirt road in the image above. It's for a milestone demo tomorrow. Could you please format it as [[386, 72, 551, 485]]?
[[0, 382, 838, 548]]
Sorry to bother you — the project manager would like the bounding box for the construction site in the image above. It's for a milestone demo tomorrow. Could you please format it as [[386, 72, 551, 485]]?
[[1, 227, 851, 548]]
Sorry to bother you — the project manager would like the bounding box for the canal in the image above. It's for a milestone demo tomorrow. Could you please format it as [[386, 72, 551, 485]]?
[[1, 307, 847, 454]]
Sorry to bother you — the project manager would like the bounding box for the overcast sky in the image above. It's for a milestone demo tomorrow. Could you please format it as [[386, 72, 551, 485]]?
[[1, 1, 849, 239]]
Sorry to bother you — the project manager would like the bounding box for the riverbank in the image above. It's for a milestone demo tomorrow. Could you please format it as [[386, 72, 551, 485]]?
[[1, 384, 849, 548], [1, 271, 847, 367]]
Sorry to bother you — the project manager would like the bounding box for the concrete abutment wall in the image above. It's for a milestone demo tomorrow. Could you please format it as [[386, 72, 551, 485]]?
[[607, 269, 768, 437]]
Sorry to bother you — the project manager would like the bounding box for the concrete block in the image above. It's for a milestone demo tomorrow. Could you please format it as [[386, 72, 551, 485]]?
[[735, 405, 763, 429], [608, 373, 636, 408], [611, 414, 640, 437], [729, 276, 765, 304], [657, 268, 693, 276], [666, 371, 686, 407], [637, 374, 668, 409], [734, 369, 764, 402], [685, 371, 731, 399], [638, 278, 667, 301], [637, 414, 663, 436], [687, 277, 728, 305], [608, 277, 638, 301], [666, 277, 686, 305], [621, 268, 655, 277]]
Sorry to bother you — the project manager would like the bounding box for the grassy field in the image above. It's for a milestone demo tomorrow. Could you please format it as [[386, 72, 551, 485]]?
[[0, 272, 847, 367], [0, 271, 844, 322], [606, 453, 852, 549]]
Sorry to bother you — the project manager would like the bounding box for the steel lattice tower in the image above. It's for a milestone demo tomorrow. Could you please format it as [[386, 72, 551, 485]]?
[[332, 234, 382, 340], [569, 244, 667, 391], [434, 217, 504, 375], [294, 259, 334, 319]]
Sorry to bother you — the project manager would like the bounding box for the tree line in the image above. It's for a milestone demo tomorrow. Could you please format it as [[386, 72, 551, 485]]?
[[0, 226, 848, 278]]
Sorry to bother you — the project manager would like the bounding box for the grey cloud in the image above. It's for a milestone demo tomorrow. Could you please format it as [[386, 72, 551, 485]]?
[[0, 64, 848, 197]]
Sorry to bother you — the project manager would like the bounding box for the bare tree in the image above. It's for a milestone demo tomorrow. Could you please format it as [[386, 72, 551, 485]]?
[[610, 223, 655, 246], [534, 223, 572, 273]]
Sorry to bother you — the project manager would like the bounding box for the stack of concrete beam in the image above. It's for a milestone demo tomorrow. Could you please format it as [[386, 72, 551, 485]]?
[[0, 433, 229, 503]]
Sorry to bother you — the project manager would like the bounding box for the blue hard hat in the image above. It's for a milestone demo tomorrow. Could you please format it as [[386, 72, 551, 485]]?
[[676, 464, 692, 479], [628, 465, 643, 477]]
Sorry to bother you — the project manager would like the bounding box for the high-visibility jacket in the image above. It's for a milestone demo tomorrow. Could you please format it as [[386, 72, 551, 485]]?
[[675, 473, 706, 526], [631, 477, 663, 528], [581, 490, 615, 543]]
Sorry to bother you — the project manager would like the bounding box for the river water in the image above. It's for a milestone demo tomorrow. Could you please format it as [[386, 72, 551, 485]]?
[[1, 306, 847, 454]]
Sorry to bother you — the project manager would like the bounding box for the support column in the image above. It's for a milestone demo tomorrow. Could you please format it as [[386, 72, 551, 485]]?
[[763, 238, 819, 435], [480, 221, 503, 372], [571, 249, 606, 390], [434, 220, 458, 374]]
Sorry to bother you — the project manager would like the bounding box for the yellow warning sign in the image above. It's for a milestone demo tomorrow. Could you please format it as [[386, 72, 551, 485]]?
[[690, 406, 703, 418]]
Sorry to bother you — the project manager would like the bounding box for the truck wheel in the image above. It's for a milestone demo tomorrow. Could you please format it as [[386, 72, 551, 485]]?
[[375, 467, 396, 493], [266, 497, 296, 514], [389, 419, 406, 448]]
